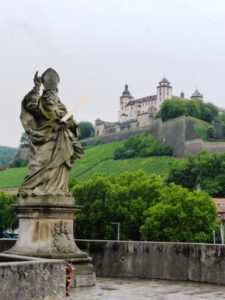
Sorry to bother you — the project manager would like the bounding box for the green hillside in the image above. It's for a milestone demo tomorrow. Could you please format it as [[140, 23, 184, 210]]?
[[0, 140, 179, 189], [0, 146, 16, 166]]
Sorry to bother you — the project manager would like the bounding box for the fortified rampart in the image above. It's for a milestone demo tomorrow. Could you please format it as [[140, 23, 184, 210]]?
[[13, 117, 225, 159], [2, 239, 225, 285], [84, 117, 225, 157], [184, 139, 225, 156]]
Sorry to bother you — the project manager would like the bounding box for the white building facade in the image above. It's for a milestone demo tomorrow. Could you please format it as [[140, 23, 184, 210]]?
[[95, 78, 203, 136]]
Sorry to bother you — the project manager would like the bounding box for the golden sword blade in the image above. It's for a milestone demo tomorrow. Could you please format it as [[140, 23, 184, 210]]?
[[61, 96, 88, 122]]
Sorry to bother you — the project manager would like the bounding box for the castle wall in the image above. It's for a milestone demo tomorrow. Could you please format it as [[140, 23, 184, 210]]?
[[137, 113, 154, 127], [95, 123, 105, 136], [184, 139, 225, 156], [85, 116, 225, 157]]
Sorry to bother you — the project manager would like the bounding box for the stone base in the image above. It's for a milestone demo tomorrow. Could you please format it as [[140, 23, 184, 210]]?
[[69, 259, 96, 287], [6, 197, 96, 287], [7, 203, 88, 259]]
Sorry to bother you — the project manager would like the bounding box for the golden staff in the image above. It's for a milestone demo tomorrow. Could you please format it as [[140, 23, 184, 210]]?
[[61, 97, 88, 122]]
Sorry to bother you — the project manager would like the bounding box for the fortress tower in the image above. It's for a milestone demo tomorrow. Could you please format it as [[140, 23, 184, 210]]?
[[156, 77, 172, 110], [191, 89, 203, 100], [119, 84, 133, 122]]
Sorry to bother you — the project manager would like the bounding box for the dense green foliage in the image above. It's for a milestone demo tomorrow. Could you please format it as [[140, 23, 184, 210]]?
[[0, 146, 16, 166], [14, 158, 28, 168], [141, 184, 217, 242], [72, 171, 217, 242], [193, 124, 209, 140], [79, 121, 95, 139], [113, 134, 173, 159], [0, 192, 18, 233], [157, 98, 218, 122], [73, 171, 162, 240], [168, 151, 225, 197]]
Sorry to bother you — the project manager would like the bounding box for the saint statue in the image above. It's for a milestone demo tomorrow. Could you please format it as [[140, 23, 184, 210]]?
[[18, 68, 83, 197]]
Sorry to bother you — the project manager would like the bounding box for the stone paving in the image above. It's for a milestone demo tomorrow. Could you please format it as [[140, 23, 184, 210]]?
[[70, 277, 225, 300]]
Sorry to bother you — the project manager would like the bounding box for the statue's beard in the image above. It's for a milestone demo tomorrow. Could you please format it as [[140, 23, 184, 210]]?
[[43, 89, 59, 105]]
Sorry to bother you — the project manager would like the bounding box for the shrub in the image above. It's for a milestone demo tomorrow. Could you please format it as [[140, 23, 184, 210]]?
[[113, 134, 173, 159], [0, 192, 18, 233], [194, 124, 208, 140], [207, 126, 215, 138]]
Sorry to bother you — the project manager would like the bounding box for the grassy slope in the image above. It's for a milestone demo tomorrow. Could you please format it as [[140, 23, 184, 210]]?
[[0, 140, 179, 188]]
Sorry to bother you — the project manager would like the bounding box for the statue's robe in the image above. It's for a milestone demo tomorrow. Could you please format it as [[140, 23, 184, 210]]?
[[18, 88, 83, 197]]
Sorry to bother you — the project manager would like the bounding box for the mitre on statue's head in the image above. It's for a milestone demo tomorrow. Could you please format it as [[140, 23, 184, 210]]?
[[41, 68, 60, 89]]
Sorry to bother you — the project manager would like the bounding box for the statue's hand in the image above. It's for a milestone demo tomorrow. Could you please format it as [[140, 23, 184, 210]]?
[[58, 121, 67, 131], [33, 71, 42, 87]]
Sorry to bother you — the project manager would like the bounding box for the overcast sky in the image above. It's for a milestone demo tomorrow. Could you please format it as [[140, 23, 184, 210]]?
[[1, 0, 225, 147]]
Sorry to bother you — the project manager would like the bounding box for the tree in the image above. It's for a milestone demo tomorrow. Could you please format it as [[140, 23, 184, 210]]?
[[79, 122, 95, 139], [0, 192, 18, 235], [168, 151, 225, 197], [71, 170, 218, 242], [14, 158, 28, 168], [20, 132, 30, 147], [72, 171, 162, 240], [158, 98, 218, 123], [140, 184, 217, 242]]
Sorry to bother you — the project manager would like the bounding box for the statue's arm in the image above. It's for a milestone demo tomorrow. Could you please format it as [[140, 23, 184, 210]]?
[[23, 72, 42, 112]]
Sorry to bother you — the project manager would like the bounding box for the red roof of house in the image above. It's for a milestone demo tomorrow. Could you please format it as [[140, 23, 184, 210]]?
[[212, 198, 225, 205], [212, 199, 225, 219]]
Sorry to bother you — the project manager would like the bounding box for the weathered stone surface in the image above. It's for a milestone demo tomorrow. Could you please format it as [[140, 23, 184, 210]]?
[[5, 239, 225, 285], [69, 277, 225, 300], [184, 139, 225, 156], [71, 261, 96, 287], [0, 254, 65, 300], [76, 240, 225, 285], [7, 203, 87, 259]]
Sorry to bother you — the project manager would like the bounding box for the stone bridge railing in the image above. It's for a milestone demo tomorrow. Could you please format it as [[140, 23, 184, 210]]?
[[2, 239, 225, 285]]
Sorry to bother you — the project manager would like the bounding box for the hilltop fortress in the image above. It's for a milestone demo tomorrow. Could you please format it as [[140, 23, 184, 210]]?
[[95, 78, 204, 136]]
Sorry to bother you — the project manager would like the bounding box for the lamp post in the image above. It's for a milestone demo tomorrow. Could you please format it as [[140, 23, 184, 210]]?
[[110, 222, 120, 241], [221, 221, 225, 244]]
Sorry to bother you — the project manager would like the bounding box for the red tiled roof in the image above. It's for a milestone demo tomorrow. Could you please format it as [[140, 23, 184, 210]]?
[[212, 198, 225, 205]]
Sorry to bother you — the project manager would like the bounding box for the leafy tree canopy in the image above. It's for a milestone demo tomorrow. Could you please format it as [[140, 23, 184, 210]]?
[[71, 171, 217, 242], [72, 171, 162, 240], [140, 184, 217, 242], [157, 98, 218, 123], [79, 121, 95, 140], [168, 151, 225, 197]]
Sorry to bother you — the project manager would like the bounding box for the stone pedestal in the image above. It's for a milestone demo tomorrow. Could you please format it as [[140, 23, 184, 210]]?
[[7, 195, 96, 287]]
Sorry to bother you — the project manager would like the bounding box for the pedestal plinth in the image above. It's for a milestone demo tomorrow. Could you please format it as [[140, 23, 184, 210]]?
[[7, 196, 96, 287]]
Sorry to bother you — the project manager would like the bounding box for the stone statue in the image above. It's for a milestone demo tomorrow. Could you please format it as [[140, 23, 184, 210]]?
[[18, 68, 83, 198], [7, 69, 96, 286]]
